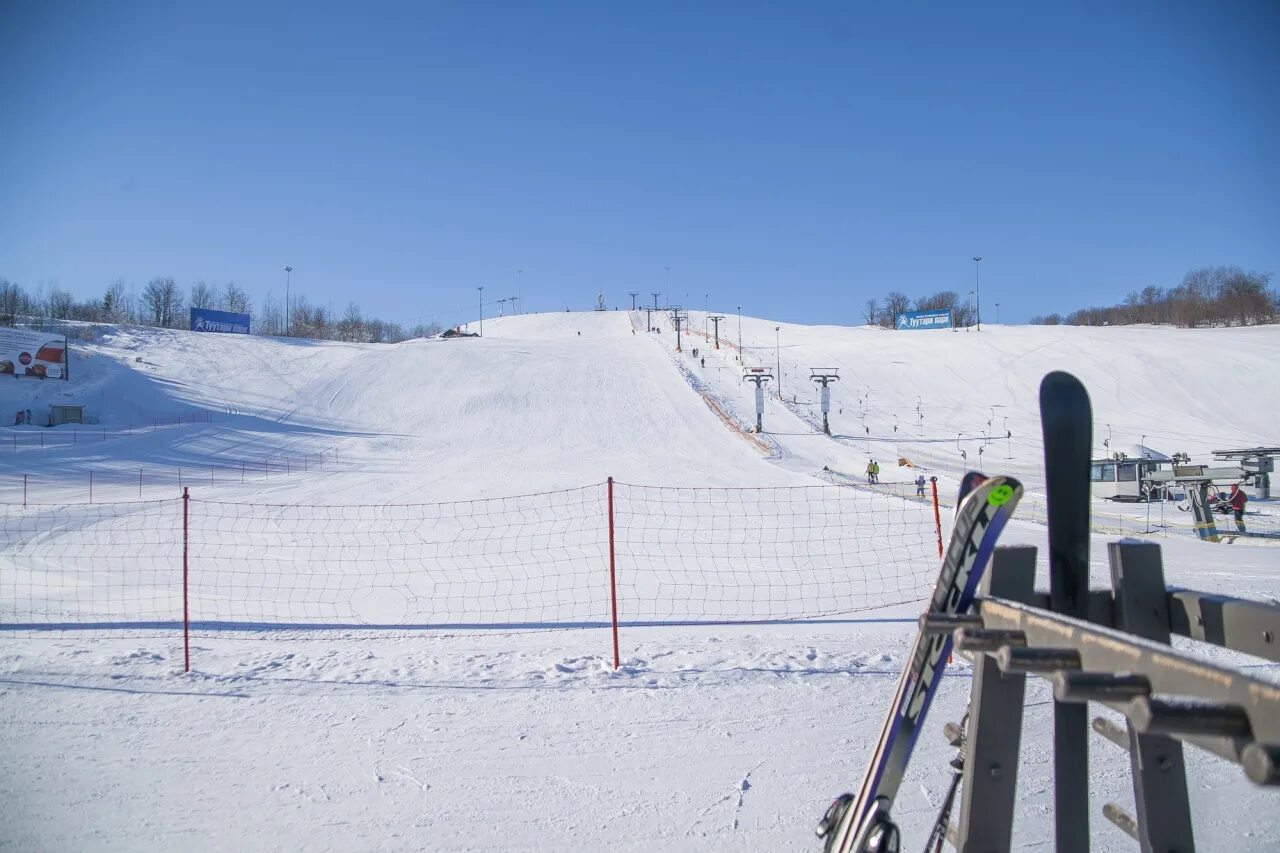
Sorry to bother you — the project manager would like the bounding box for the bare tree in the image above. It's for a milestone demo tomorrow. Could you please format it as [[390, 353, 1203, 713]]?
[[189, 281, 217, 310], [340, 302, 364, 341], [863, 298, 879, 325], [47, 287, 76, 319], [256, 293, 283, 336], [142, 277, 182, 327], [0, 279, 22, 324], [882, 291, 911, 328], [222, 281, 251, 314], [102, 279, 128, 322]]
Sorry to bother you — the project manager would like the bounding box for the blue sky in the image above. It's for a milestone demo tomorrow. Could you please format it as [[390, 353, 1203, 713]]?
[[2, 1, 1277, 327]]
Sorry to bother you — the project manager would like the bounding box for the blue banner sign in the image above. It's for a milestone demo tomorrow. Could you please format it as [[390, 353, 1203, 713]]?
[[191, 308, 251, 334], [895, 309, 952, 331]]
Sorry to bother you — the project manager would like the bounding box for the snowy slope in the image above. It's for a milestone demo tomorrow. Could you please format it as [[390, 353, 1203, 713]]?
[[2, 313, 1278, 852]]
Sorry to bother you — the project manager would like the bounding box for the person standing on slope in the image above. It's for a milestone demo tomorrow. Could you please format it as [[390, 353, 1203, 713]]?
[[915, 474, 927, 498], [1227, 483, 1248, 532], [867, 459, 879, 485]]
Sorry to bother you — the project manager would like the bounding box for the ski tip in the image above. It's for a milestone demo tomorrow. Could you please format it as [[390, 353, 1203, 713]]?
[[1040, 369, 1084, 390]]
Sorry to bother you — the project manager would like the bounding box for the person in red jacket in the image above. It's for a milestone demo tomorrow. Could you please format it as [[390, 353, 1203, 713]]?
[[1226, 483, 1248, 532]]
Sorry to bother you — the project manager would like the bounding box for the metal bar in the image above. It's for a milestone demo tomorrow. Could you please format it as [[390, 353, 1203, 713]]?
[[955, 545, 1036, 853], [953, 628, 1027, 653], [1053, 671, 1151, 703], [1242, 743, 1280, 786], [920, 613, 984, 634], [1092, 716, 1130, 751], [1128, 697, 1251, 738], [1102, 802, 1139, 841], [996, 646, 1082, 675], [1109, 541, 1196, 853], [1166, 589, 1280, 664]]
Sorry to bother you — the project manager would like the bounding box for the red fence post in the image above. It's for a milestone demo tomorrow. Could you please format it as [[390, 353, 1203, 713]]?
[[182, 487, 190, 673], [607, 477, 620, 670], [930, 476, 943, 559]]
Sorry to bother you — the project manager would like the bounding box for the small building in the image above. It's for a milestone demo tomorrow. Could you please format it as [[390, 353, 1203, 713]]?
[[49, 404, 85, 426], [1090, 445, 1172, 501]]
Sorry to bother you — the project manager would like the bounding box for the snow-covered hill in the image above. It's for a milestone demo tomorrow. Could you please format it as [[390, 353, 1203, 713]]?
[[2, 313, 1278, 851]]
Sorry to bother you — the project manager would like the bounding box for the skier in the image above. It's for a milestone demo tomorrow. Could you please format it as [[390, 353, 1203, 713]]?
[[1226, 483, 1248, 532], [915, 474, 927, 498], [700, 357, 705, 368]]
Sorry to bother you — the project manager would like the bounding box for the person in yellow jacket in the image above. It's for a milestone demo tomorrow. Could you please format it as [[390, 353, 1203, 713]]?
[[866, 459, 880, 485]]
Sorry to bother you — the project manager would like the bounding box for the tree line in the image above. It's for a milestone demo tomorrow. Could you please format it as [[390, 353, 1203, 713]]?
[[863, 290, 976, 328], [1030, 266, 1276, 327], [0, 277, 443, 342]]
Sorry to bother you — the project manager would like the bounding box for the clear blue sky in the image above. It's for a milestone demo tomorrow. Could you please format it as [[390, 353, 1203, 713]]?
[[2, 1, 1277, 326]]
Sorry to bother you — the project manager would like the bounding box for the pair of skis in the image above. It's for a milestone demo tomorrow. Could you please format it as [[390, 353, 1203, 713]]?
[[818, 372, 1093, 853]]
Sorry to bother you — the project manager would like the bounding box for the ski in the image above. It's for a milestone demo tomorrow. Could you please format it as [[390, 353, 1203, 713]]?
[[1039, 371, 1092, 853], [817, 473, 1023, 853], [921, 715, 965, 853]]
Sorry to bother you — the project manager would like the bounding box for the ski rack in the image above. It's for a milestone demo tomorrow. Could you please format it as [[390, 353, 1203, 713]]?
[[922, 541, 1280, 853]]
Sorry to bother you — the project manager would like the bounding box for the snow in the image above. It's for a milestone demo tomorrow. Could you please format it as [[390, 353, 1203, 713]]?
[[1, 313, 1278, 850]]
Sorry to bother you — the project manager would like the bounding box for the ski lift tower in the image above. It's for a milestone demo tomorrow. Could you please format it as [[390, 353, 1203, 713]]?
[[669, 306, 685, 352], [595, 291, 607, 311], [709, 315, 725, 349], [810, 368, 840, 435], [1212, 447, 1277, 500], [742, 368, 773, 433]]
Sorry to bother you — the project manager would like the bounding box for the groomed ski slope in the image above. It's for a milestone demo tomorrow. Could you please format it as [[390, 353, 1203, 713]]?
[[1, 312, 1278, 851]]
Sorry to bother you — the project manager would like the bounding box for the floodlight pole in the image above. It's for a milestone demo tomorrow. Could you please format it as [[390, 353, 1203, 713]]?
[[709, 315, 724, 349], [775, 326, 781, 398], [284, 266, 292, 336], [973, 256, 982, 331], [737, 306, 742, 355], [742, 370, 774, 433], [810, 369, 841, 435], [664, 267, 670, 308]]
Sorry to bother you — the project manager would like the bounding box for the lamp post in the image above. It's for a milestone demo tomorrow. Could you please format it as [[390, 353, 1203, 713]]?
[[664, 267, 670, 308], [775, 326, 781, 398], [737, 306, 743, 355], [973, 256, 982, 331], [969, 291, 975, 328], [283, 266, 292, 336], [995, 302, 1000, 325], [478, 286, 484, 336]]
